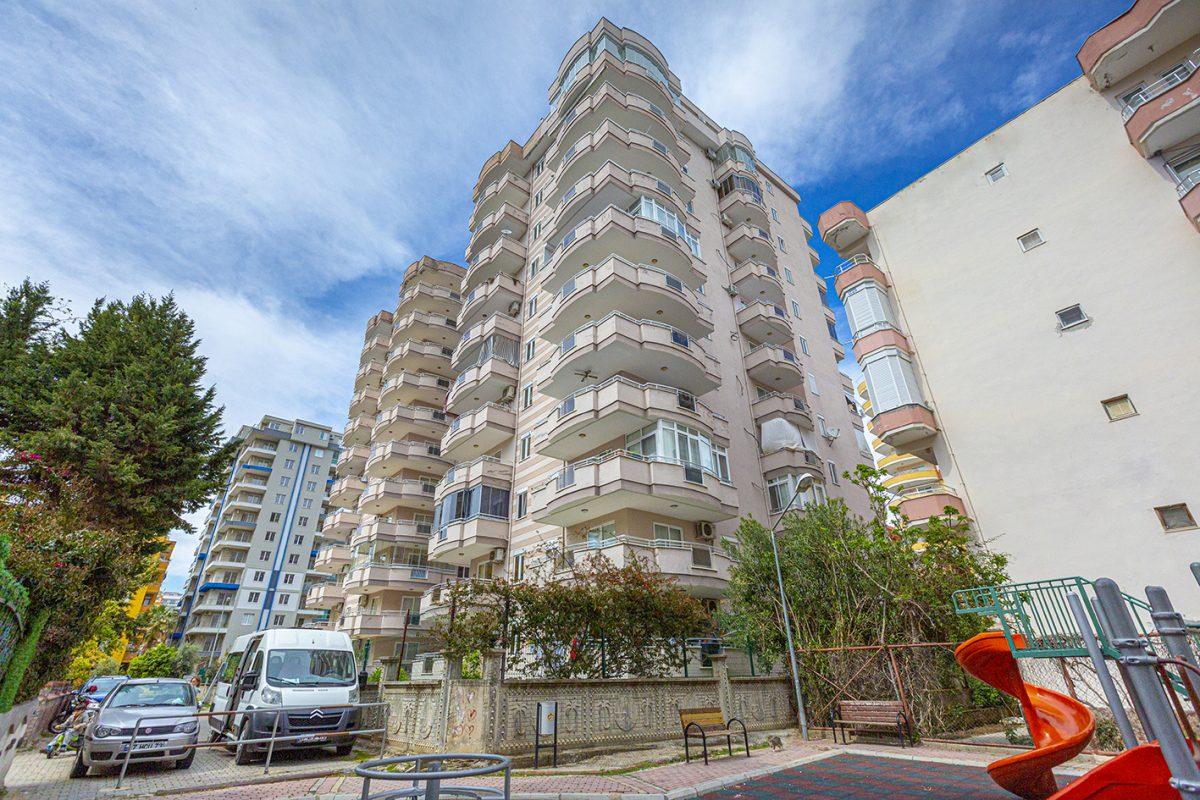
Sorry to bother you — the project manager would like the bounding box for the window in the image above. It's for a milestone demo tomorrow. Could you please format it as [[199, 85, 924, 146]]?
[[241, 612, 254, 625], [1156, 504, 1196, 531], [525, 339, 535, 363], [533, 189, 543, 208], [828, 461, 840, 485], [527, 296, 537, 319], [534, 157, 544, 177], [273, 614, 285, 626], [816, 415, 827, 436], [278, 594, 289, 606], [1056, 304, 1088, 330], [515, 490, 528, 519], [289, 442, 298, 453], [293, 534, 304, 545], [301, 498, 313, 509], [807, 373, 820, 396], [652, 523, 682, 543], [297, 516, 308, 527], [766, 474, 825, 513], [784, 267, 794, 285], [259, 550, 271, 562], [531, 221, 542, 240], [284, 458, 295, 469], [253, 570, 265, 582], [799, 336, 810, 355], [287, 553, 299, 565], [279, 476, 291, 488], [521, 383, 533, 409], [248, 591, 261, 603], [1102, 395, 1137, 421], [1018, 229, 1044, 252], [310, 464, 321, 474], [843, 281, 896, 337], [771, 208, 779, 222], [791, 300, 801, 318], [306, 480, 316, 491], [677, 391, 696, 411], [985, 164, 1008, 184], [519, 433, 531, 461], [528, 256, 540, 280], [294, 424, 306, 434], [283, 574, 295, 585], [587, 523, 616, 548], [313, 448, 324, 459], [265, 531, 277, 542], [269, 512, 281, 522], [863, 350, 924, 412], [512, 553, 525, 581], [778, 237, 787, 252]]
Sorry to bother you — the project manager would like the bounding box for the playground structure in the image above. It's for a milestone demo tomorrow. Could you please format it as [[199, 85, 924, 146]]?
[[953, 563, 1200, 799]]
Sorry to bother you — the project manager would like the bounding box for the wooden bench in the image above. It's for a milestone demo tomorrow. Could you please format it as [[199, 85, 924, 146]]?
[[829, 700, 914, 747], [679, 707, 749, 765]]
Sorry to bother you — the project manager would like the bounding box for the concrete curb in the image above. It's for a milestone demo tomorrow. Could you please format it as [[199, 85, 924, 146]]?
[[95, 764, 353, 798]]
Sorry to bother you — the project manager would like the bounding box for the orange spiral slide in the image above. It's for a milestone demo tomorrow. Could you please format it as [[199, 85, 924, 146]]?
[[956, 631, 1180, 800]]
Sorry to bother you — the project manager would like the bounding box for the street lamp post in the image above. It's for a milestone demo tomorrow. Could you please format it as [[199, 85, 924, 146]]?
[[769, 475, 813, 740]]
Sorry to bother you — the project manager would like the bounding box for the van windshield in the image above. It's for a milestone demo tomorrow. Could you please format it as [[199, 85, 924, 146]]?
[[265, 649, 356, 687]]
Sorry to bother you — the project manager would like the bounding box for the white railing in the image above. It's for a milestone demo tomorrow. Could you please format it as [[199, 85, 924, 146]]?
[[745, 343, 799, 364], [834, 253, 876, 275], [1120, 52, 1199, 119], [548, 448, 732, 493], [1177, 169, 1200, 197]]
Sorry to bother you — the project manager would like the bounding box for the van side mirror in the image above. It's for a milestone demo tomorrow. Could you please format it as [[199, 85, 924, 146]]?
[[239, 672, 259, 692]]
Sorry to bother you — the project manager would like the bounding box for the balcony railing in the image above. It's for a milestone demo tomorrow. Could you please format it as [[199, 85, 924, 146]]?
[[551, 448, 731, 493], [1178, 170, 1200, 197], [1121, 52, 1199, 119], [834, 253, 876, 275]]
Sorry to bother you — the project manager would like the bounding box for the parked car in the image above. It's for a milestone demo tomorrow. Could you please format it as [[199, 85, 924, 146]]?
[[71, 678, 199, 778], [79, 675, 128, 705], [48, 675, 127, 734]]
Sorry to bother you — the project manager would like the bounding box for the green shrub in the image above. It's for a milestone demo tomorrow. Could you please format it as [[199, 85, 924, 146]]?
[[462, 650, 482, 680], [128, 643, 176, 678]]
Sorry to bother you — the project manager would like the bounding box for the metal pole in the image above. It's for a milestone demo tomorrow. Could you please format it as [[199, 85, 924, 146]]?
[[116, 714, 143, 789], [769, 473, 813, 739], [1145, 586, 1200, 722], [263, 708, 281, 775], [398, 613, 411, 680], [1067, 593, 1136, 749], [380, 701, 390, 759]]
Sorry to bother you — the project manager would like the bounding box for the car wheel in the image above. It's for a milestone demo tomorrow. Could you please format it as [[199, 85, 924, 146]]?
[[335, 742, 353, 757], [175, 749, 196, 769], [69, 750, 88, 779], [234, 721, 254, 766]]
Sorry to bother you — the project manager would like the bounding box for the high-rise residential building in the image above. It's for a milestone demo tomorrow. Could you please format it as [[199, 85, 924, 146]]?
[[817, 0, 1200, 609], [176, 415, 341, 665], [331, 21, 872, 677]]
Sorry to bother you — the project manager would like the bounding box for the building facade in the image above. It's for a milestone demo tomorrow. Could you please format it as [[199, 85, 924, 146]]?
[[177, 416, 341, 664], [113, 539, 175, 666], [329, 21, 872, 677], [818, 0, 1200, 608]]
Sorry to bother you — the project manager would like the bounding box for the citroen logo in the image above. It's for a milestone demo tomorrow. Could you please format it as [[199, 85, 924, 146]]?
[[308, 709, 324, 720]]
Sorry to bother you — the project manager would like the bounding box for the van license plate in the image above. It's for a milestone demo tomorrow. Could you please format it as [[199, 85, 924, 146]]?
[[297, 735, 327, 744]]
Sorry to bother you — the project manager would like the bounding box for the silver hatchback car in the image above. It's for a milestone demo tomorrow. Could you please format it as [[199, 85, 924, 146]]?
[[71, 678, 199, 778]]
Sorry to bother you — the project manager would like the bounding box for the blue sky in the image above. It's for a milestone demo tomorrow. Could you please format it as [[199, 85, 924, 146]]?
[[0, 0, 1128, 590]]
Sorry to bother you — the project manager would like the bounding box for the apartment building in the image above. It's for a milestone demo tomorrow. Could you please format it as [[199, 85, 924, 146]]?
[[818, 0, 1200, 609], [113, 538, 174, 666], [330, 21, 872, 677], [177, 416, 341, 664]]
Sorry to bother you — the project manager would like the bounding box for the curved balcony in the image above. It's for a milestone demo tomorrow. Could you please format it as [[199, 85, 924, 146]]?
[[563, 537, 732, 598], [351, 518, 432, 549], [473, 140, 526, 202], [532, 451, 738, 527], [452, 315, 523, 372], [360, 335, 389, 366], [536, 376, 728, 461], [463, 236, 526, 295], [882, 466, 943, 494], [314, 543, 351, 572], [760, 446, 824, 481], [751, 392, 813, 430], [466, 202, 529, 263], [459, 274, 523, 329], [396, 282, 463, 318], [364, 310, 394, 342], [358, 477, 438, 516], [818, 201, 870, 255], [1078, 0, 1199, 89], [834, 254, 890, 297], [894, 485, 967, 526], [539, 312, 720, 400], [373, 404, 451, 441], [550, 159, 692, 246], [389, 310, 459, 348], [225, 493, 263, 513], [554, 82, 683, 164], [724, 224, 776, 267], [437, 456, 513, 497], [366, 440, 450, 479], [539, 205, 704, 295], [354, 361, 384, 392], [345, 411, 376, 447], [744, 345, 804, 390], [445, 356, 519, 415], [419, 577, 493, 620], [872, 403, 939, 449], [1180, 172, 1200, 231], [304, 581, 345, 610], [718, 182, 770, 231], [470, 172, 530, 231], [550, 119, 693, 208], [853, 325, 911, 362], [1122, 55, 1200, 157], [736, 301, 792, 343], [329, 475, 367, 508], [349, 387, 380, 416], [385, 340, 455, 379], [429, 517, 509, 566], [380, 371, 452, 409], [343, 561, 444, 595], [400, 257, 466, 293], [730, 260, 785, 307], [338, 609, 425, 638], [441, 403, 516, 462], [542, 256, 713, 343], [334, 445, 368, 477], [554, 50, 676, 131], [321, 509, 361, 538]]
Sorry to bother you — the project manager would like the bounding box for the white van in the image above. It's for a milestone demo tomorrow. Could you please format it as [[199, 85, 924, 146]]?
[[210, 629, 360, 763]]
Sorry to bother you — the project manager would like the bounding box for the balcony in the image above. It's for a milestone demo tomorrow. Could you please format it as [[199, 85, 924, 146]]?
[[744, 345, 804, 390], [304, 581, 345, 610], [441, 403, 517, 462], [470, 172, 530, 231], [364, 309, 394, 341], [834, 253, 889, 298], [459, 274, 523, 328], [723, 224, 776, 267], [373, 404, 451, 441], [554, 50, 676, 131], [334, 448, 365, 479], [1121, 53, 1200, 156], [718, 179, 770, 231], [428, 516, 509, 566], [349, 387, 380, 416], [380, 371, 452, 409], [225, 493, 263, 512], [882, 466, 943, 495], [343, 561, 445, 594], [473, 140, 526, 203], [466, 203, 529, 263], [538, 312, 721, 400], [532, 451, 738, 528], [338, 609, 424, 638], [463, 237, 526, 295], [550, 160, 693, 247], [542, 256, 713, 342], [1180, 172, 1200, 231], [445, 356, 519, 415], [751, 392, 813, 431], [563, 537, 733, 598], [321, 509, 361, 538], [437, 455, 513, 497], [351, 519, 433, 549], [550, 119, 692, 209], [452, 315, 523, 372], [536, 376, 728, 461], [390, 310, 459, 347], [329, 476, 367, 508], [553, 82, 684, 167], [366, 440, 450, 478], [314, 543, 351, 572], [385, 340, 455, 379], [419, 578, 492, 620], [872, 403, 939, 450], [354, 361, 384, 392], [730, 260, 785, 307], [342, 413, 375, 446], [358, 477, 438, 516], [894, 485, 967, 526], [852, 325, 911, 362], [360, 335, 389, 366], [1078, 0, 1200, 89], [736, 301, 792, 343], [539, 205, 703, 295], [760, 446, 824, 481], [817, 201, 870, 255], [396, 282, 463, 318]]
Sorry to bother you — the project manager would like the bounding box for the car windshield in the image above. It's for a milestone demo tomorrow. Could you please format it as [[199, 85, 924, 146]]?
[[108, 683, 195, 708], [87, 676, 126, 694], [265, 649, 355, 687]]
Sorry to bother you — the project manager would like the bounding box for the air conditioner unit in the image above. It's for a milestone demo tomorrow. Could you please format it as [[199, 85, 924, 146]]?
[[708, 178, 720, 189], [823, 427, 841, 440], [507, 300, 521, 316], [724, 284, 738, 298], [705, 148, 718, 161], [490, 547, 506, 563], [719, 213, 734, 228], [696, 521, 716, 540], [499, 385, 516, 403]]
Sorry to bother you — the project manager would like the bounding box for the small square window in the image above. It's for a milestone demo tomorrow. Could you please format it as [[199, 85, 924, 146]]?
[[985, 164, 1008, 184], [1056, 304, 1088, 329], [1018, 229, 1044, 252], [1102, 395, 1137, 421], [1155, 504, 1196, 531]]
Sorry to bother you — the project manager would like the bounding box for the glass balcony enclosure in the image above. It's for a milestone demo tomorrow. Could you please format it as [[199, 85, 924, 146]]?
[[715, 142, 756, 173], [717, 172, 763, 203], [767, 473, 827, 514], [432, 484, 511, 542], [551, 33, 677, 109], [628, 196, 700, 257], [622, 419, 730, 483]]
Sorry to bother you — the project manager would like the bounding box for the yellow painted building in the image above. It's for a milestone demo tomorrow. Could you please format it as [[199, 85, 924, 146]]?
[[114, 539, 175, 666]]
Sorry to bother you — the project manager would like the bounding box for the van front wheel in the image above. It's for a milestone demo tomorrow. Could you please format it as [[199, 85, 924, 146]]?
[[234, 722, 255, 766]]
